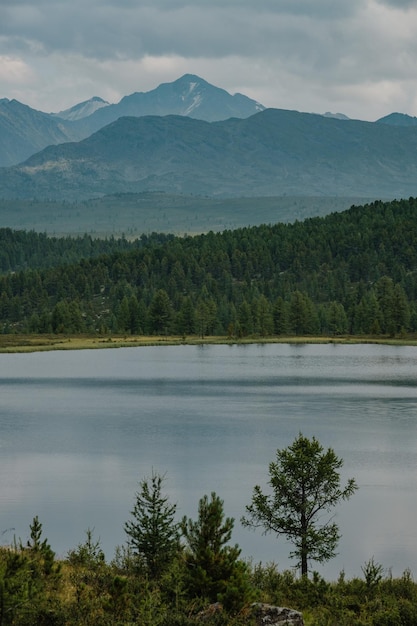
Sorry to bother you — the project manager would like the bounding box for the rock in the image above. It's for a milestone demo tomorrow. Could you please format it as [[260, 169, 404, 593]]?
[[196, 602, 304, 624], [250, 602, 304, 625]]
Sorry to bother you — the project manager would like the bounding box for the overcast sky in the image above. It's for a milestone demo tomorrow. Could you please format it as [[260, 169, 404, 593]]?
[[1, 0, 417, 121]]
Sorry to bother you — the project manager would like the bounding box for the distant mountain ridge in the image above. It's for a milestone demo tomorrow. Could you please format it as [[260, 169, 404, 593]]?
[[0, 75, 265, 167], [376, 112, 417, 127], [76, 74, 265, 134], [53, 96, 110, 121], [322, 112, 350, 120], [2, 108, 417, 201]]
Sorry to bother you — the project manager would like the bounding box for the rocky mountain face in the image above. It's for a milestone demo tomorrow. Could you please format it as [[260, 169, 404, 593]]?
[[0, 75, 264, 167], [2, 108, 417, 201]]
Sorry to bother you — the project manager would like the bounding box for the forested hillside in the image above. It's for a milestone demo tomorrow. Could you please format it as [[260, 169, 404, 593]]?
[[1, 197, 416, 337], [0, 228, 171, 271]]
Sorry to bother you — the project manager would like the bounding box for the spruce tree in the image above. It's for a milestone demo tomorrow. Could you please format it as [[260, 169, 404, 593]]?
[[125, 471, 179, 579], [181, 492, 251, 609]]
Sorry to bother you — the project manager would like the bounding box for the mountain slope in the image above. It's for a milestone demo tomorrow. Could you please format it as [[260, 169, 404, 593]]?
[[0, 99, 84, 167], [2, 108, 417, 200]]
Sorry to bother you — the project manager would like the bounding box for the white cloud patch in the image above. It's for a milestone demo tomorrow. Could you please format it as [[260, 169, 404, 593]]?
[[0, 54, 32, 84]]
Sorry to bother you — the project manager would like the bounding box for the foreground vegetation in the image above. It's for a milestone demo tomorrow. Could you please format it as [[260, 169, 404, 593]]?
[[1, 197, 417, 340], [0, 439, 407, 625], [2, 511, 417, 625], [0, 436, 401, 626]]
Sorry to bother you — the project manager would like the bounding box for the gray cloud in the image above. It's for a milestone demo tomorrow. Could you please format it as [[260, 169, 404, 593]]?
[[376, 0, 416, 7], [0, 7, 349, 56], [1, 0, 417, 120], [0, 1, 360, 59]]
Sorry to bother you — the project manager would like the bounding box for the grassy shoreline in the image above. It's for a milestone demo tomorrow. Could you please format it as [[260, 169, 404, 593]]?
[[1, 333, 417, 353]]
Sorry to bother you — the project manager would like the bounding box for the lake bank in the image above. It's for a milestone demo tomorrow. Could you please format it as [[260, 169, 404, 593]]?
[[1, 333, 417, 353]]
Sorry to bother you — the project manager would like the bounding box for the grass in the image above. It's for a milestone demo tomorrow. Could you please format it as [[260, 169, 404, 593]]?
[[1, 333, 417, 353]]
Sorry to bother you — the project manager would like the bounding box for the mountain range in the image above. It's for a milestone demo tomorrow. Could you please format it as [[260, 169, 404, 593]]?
[[1, 73, 417, 203], [0, 75, 264, 167], [2, 107, 417, 201]]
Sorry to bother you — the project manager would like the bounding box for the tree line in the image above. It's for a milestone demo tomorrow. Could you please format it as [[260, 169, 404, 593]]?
[[0, 228, 173, 272], [1, 197, 417, 337]]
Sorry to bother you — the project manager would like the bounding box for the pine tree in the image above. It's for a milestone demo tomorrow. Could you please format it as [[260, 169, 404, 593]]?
[[181, 492, 251, 609], [125, 471, 179, 579], [148, 289, 173, 334]]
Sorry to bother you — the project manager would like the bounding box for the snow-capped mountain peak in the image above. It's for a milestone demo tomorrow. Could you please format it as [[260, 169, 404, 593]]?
[[53, 96, 110, 121]]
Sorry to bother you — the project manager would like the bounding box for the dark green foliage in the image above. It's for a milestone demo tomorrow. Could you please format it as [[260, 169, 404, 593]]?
[[25, 515, 60, 581], [67, 528, 105, 568], [0, 517, 63, 626], [148, 289, 173, 334], [125, 471, 180, 579], [1, 505, 417, 624], [242, 434, 357, 577], [3, 197, 417, 338], [181, 492, 252, 612]]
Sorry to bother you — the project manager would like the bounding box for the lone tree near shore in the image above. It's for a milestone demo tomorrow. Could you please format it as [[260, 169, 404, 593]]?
[[242, 433, 357, 577]]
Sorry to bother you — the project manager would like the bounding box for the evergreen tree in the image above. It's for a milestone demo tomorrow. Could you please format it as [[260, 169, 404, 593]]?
[[392, 283, 410, 334], [125, 471, 179, 579], [273, 297, 289, 335], [181, 492, 251, 609], [148, 289, 173, 334], [376, 276, 396, 335], [51, 300, 71, 333], [255, 295, 274, 336], [117, 295, 131, 333], [176, 296, 196, 335], [238, 300, 253, 336], [26, 515, 60, 580], [327, 301, 348, 336], [289, 291, 310, 335], [128, 295, 143, 334]]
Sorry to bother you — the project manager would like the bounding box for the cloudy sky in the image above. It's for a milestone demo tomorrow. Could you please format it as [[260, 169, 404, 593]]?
[[1, 0, 417, 121]]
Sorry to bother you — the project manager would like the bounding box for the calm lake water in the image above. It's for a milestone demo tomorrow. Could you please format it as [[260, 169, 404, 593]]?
[[0, 342, 416, 580]]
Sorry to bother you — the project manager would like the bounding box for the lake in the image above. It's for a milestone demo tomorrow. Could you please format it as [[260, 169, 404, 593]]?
[[0, 342, 416, 580]]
